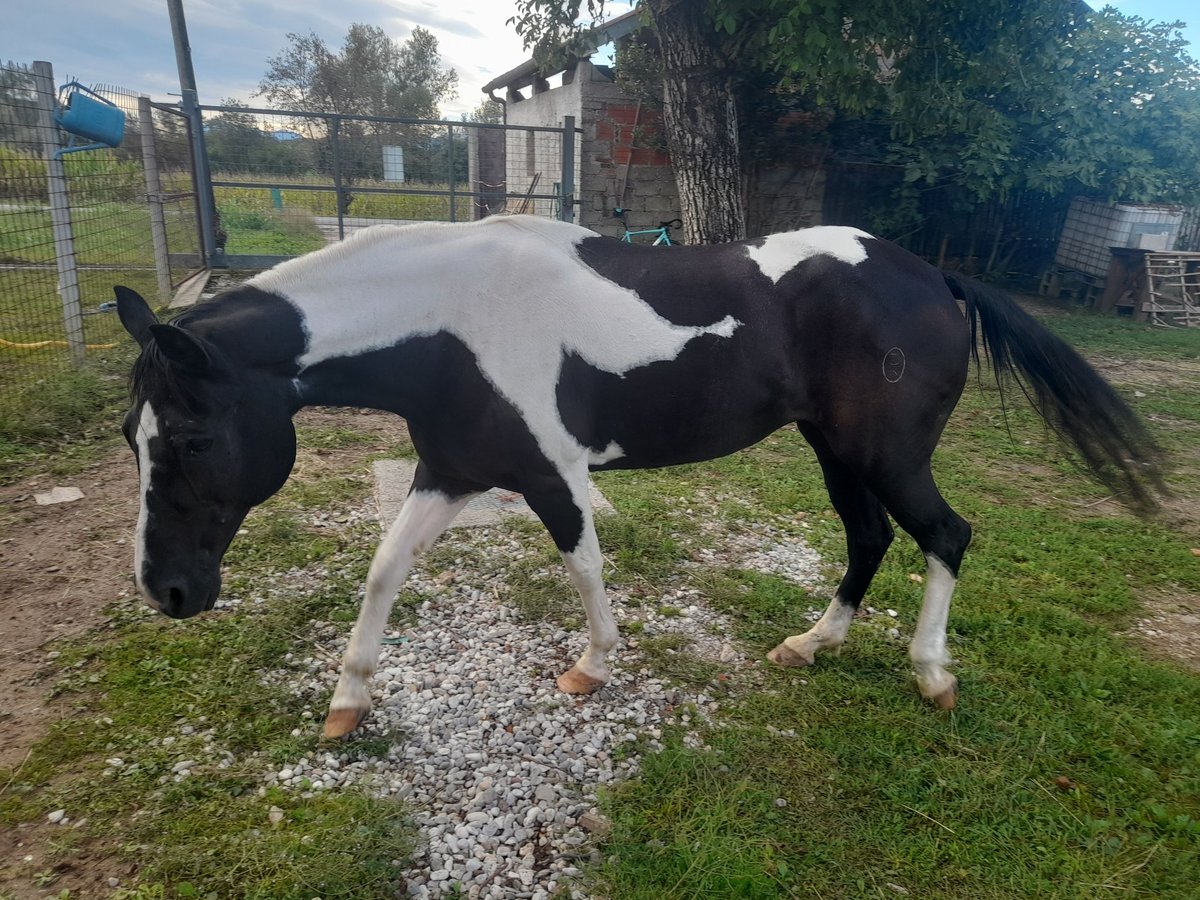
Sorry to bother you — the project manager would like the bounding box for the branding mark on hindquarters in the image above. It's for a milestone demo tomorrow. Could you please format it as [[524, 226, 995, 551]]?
[[883, 347, 906, 383]]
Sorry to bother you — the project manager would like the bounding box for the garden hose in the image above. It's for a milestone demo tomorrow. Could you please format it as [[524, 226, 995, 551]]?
[[0, 337, 118, 350]]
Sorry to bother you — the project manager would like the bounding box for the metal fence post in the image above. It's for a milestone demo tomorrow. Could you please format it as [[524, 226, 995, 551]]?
[[167, 0, 223, 267], [31, 60, 85, 366], [560, 115, 576, 223], [330, 117, 345, 240], [139, 96, 173, 305], [448, 123, 457, 223]]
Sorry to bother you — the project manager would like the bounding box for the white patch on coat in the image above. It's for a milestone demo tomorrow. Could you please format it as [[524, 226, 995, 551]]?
[[133, 401, 161, 595], [910, 554, 956, 697], [250, 216, 740, 474], [587, 441, 625, 466], [559, 469, 618, 682], [780, 594, 855, 660], [746, 226, 873, 284]]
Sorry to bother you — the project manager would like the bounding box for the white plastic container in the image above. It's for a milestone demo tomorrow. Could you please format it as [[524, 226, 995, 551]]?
[[1054, 197, 1184, 277]]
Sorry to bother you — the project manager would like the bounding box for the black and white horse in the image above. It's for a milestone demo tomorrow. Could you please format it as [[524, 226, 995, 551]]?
[[115, 215, 1161, 737]]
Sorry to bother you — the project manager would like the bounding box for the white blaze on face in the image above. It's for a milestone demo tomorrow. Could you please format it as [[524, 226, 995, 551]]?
[[745, 226, 873, 284], [133, 401, 161, 597]]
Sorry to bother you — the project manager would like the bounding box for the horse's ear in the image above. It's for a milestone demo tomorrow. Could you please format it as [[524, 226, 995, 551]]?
[[149, 324, 211, 375], [114, 286, 159, 347]]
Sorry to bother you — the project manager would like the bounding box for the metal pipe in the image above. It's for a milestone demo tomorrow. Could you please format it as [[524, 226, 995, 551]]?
[[167, 0, 223, 267], [560, 115, 575, 223], [448, 123, 457, 223], [329, 118, 345, 240]]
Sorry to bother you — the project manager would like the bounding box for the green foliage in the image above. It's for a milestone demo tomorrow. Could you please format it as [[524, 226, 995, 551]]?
[[0, 146, 143, 203], [515, 1, 1200, 213], [258, 25, 458, 119], [463, 99, 504, 124], [254, 24, 460, 209], [205, 102, 316, 177]]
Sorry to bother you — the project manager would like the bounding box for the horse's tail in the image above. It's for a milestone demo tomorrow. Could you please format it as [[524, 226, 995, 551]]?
[[942, 271, 1165, 513]]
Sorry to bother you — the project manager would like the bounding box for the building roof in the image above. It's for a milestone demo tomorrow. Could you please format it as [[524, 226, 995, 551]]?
[[481, 8, 643, 97]]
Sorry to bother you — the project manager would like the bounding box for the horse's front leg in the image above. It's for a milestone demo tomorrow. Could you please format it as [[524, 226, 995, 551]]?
[[324, 474, 476, 738], [557, 523, 618, 693], [525, 477, 619, 694]]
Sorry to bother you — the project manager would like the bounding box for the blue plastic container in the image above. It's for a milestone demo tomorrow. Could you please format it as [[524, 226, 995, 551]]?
[[54, 84, 125, 157]]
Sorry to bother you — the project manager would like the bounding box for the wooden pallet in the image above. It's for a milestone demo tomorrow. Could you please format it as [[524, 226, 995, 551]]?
[[1142, 252, 1200, 327]]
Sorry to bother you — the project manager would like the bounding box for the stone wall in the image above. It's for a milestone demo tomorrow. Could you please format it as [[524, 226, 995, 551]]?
[[745, 164, 826, 237]]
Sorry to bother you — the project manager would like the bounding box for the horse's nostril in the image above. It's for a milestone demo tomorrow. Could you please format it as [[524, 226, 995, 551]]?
[[168, 586, 185, 608]]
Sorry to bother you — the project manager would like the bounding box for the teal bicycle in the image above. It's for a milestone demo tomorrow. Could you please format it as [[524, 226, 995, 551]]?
[[613, 207, 683, 245]]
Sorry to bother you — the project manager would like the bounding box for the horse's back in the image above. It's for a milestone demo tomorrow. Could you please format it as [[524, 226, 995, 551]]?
[[567, 226, 970, 469]]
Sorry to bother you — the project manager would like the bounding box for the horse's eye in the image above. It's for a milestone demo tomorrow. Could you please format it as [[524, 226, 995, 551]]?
[[185, 437, 214, 456]]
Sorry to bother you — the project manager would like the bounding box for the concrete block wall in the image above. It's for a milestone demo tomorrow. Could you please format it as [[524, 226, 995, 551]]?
[[575, 69, 679, 237]]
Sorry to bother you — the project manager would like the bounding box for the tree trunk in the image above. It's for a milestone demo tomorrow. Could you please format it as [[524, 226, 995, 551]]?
[[647, 0, 744, 244]]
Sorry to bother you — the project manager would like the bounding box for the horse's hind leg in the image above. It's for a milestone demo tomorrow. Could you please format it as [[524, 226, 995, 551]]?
[[522, 473, 619, 694], [769, 426, 893, 667], [324, 464, 478, 738], [870, 464, 971, 709]]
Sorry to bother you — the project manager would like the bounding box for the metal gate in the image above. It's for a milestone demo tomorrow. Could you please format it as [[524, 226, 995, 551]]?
[[197, 104, 579, 268]]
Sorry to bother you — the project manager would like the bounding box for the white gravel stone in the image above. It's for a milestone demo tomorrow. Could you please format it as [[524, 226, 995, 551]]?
[[260, 505, 825, 897]]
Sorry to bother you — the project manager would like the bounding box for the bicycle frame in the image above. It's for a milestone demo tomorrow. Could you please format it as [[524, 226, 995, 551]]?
[[613, 208, 681, 246]]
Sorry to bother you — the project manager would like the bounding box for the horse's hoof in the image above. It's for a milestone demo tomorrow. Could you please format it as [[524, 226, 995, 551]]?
[[767, 641, 814, 667], [917, 672, 958, 710], [556, 666, 606, 694], [323, 706, 369, 738], [929, 684, 958, 711]]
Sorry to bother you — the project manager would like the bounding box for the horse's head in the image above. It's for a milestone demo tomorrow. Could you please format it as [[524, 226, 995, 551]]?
[[115, 287, 297, 618]]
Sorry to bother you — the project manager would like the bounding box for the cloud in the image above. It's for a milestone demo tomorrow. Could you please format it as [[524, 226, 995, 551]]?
[[387, 1, 488, 39]]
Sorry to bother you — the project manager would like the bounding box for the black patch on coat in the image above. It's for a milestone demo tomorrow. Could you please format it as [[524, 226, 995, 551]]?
[[301, 332, 585, 552]]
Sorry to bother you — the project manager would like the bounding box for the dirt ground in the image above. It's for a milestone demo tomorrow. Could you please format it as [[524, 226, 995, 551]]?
[[0, 453, 139, 772], [1, 409, 412, 767], [0, 408, 408, 898]]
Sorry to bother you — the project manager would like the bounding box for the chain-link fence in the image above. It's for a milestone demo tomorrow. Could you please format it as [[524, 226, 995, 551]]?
[[200, 105, 575, 263], [0, 61, 202, 412]]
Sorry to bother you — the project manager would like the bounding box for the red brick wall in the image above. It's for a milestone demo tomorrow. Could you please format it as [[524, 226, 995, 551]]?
[[593, 103, 671, 168]]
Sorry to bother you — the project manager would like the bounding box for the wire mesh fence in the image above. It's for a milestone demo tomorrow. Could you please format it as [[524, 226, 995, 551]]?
[[200, 105, 574, 259], [0, 61, 201, 413]]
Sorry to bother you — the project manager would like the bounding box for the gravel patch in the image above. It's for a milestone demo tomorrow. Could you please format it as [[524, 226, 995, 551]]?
[[142, 502, 831, 898]]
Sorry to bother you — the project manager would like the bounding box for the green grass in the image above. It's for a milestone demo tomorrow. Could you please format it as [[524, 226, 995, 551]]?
[[212, 172, 473, 222], [588, 313, 1200, 899], [0, 505, 410, 897], [0, 339, 138, 483], [218, 200, 326, 256], [0, 202, 198, 268]]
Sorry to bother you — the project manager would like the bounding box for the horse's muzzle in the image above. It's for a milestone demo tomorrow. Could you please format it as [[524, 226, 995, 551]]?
[[143, 572, 221, 619]]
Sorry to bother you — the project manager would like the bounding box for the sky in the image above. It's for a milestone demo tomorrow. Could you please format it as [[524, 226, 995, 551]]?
[[5, 1, 1197, 120]]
